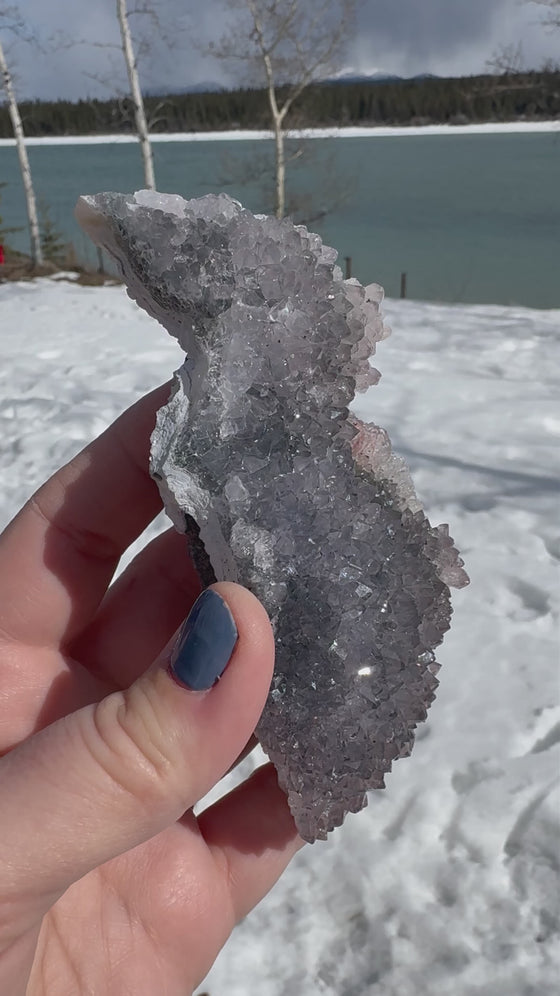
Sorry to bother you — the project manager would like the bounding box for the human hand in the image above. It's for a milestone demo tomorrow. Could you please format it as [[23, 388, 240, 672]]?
[[0, 384, 302, 996]]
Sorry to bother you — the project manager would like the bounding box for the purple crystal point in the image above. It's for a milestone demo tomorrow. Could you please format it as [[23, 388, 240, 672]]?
[[76, 190, 469, 843]]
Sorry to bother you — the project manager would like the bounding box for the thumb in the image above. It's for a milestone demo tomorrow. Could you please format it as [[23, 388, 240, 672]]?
[[0, 583, 274, 924]]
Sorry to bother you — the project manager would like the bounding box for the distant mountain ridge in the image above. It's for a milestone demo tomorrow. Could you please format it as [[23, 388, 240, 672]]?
[[146, 70, 440, 97], [320, 69, 440, 86]]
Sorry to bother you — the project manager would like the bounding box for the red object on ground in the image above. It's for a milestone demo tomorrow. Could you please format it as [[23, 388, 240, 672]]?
[[0, 245, 4, 265]]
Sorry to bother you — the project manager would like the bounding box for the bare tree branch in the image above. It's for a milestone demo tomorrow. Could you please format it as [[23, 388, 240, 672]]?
[[486, 41, 526, 75], [208, 0, 357, 219], [529, 0, 560, 29], [52, 2, 158, 187]]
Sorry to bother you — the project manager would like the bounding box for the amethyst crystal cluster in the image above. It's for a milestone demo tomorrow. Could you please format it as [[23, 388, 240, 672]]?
[[76, 191, 468, 842]]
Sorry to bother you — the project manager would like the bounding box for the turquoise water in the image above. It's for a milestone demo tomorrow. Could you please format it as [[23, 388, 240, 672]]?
[[0, 132, 558, 307]]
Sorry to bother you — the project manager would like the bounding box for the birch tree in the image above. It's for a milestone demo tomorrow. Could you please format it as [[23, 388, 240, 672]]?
[[210, 0, 356, 219], [57, 2, 177, 188], [0, 8, 43, 265], [115, 0, 155, 189]]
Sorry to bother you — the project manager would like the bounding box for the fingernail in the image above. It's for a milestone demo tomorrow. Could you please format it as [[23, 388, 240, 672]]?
[[169, 589, 238, 691]]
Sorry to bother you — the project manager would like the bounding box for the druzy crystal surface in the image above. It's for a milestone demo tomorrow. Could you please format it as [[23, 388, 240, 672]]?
[[76, 190, 469, 842]]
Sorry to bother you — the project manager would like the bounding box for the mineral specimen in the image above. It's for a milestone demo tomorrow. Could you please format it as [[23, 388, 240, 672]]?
[[76, 190, 469, 843]]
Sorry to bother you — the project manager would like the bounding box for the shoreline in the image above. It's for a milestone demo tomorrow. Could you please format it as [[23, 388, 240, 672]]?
[[2, 272, 558, 315], [0, 120, 557, 147]]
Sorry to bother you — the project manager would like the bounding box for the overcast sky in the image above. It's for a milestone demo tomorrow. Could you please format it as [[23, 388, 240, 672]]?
[[3, 0, 558, 101]]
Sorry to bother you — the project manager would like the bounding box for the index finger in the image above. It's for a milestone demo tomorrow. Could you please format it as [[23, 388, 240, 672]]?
[[0, 382, 174, 649]]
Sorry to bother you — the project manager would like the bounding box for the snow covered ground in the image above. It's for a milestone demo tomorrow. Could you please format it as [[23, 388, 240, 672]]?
[[0, 277, 558, 995], [0, 120, 557, 147]]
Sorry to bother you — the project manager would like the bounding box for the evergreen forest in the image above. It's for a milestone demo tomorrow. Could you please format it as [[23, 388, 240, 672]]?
[[0, 71, 558, 138]]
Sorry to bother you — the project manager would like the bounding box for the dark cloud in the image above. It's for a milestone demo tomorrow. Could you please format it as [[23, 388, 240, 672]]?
[[359, 0, 505, 52], [2, 0, 557, 102], [353, 0, 558, 77], [355, 0, 506, 70]]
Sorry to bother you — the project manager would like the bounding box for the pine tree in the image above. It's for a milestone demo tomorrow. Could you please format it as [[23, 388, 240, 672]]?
[[39, 201, 66, 265], [0, 180, 22, 255]]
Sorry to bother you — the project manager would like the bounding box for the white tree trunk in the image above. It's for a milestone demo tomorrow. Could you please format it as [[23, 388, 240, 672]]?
[[116, 0, 155, 190], [265, 77, 286, 219], [274, 117, 286, 219], [0, 38, 43, 265]]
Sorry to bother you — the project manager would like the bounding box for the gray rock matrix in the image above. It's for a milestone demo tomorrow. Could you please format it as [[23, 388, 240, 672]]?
[[76, 191, 469, 842]]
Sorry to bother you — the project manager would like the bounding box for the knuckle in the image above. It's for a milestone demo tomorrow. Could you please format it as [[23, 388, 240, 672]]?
[[87, 680, 185, 809]]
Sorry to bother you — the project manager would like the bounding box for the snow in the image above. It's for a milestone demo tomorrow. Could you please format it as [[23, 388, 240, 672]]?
[[0, 120, 557, 147], [0, 277, 558, 994]]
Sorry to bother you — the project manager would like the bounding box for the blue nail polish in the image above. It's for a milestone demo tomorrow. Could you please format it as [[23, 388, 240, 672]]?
[[169, 589, 238, 691]]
